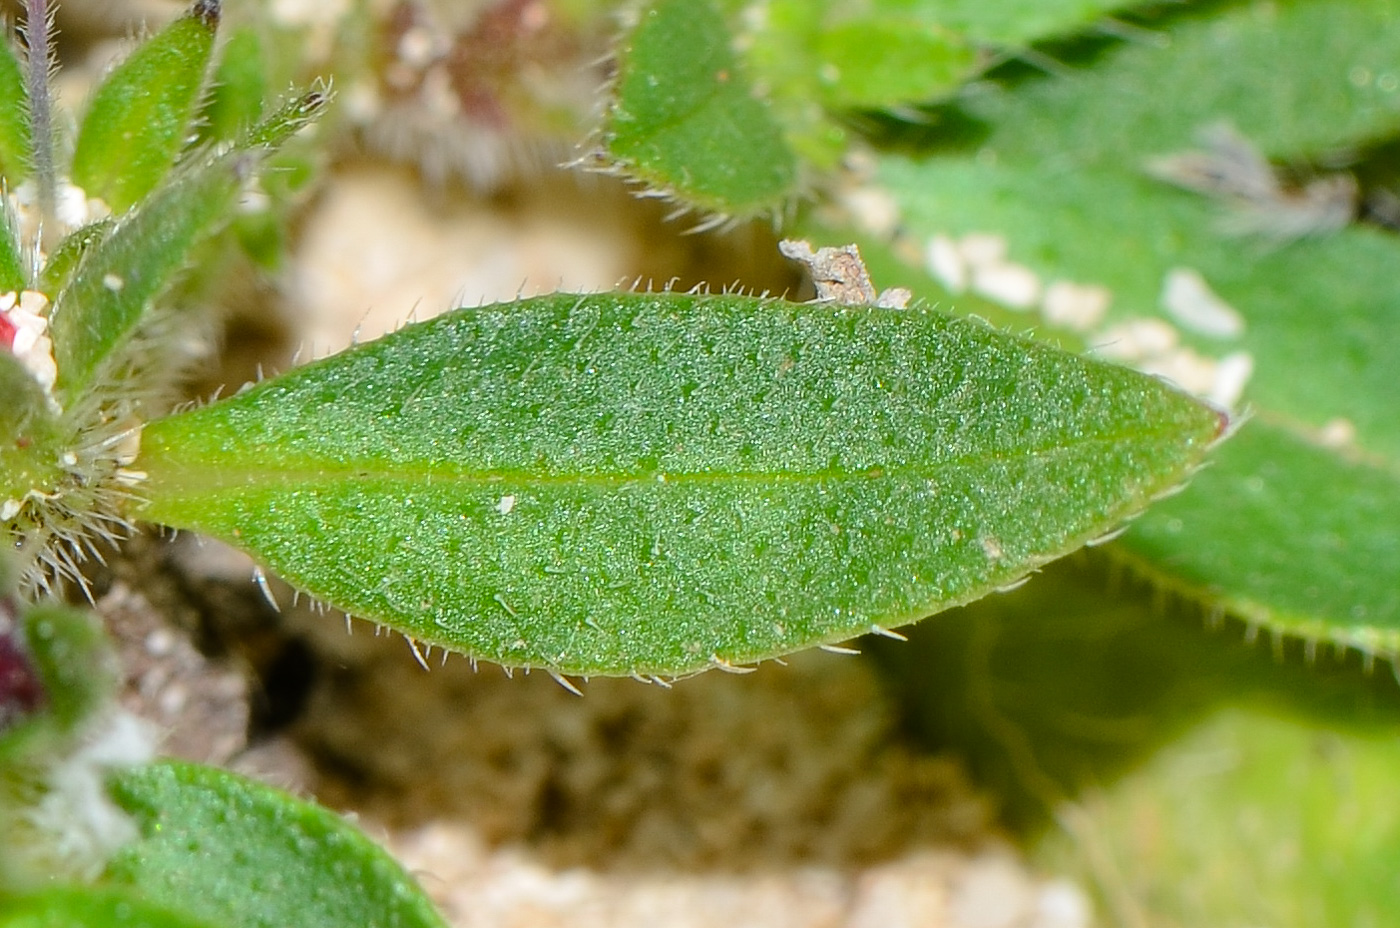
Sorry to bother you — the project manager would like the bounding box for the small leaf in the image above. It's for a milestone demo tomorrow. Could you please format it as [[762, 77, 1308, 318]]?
[[1120, 421, 1400, 651], [242, 87, 330, 151], [0, 35, 29, 183], [605, 0, 798, 216], [814, 20, 977, 110], [0, 886, 216, 928], [133, 291, 1223, 676], [0, 353, 52, 441], [197, 26, 267, 144], [106, 761, 447, 928], [37, 220, 113, 299], [70, 1, 220, 212], [0, 195, 25, 294], [49, 151, 245, 407]]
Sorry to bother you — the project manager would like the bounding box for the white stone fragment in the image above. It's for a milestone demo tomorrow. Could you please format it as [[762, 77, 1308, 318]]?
[[1094, 318, 1180, 361], [842, 186, 901, 239], [1318, 417, 1356, 448], [1138, 346, 1219, 397], [1161, 267, 1245, 339], [1041, 280, 1111, 331], [971, 262, 1041, 309], [925, 234, 967, 293], [1208, 350, 1254, 409], [1, 290, 59, 400], [496, 495, 517, 515], [957, 233, 1008, 268], [1031, 878, 1094, 928]]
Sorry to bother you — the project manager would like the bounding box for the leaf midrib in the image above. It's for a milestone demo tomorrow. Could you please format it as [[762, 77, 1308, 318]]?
[[141, 428, 1190, 495]]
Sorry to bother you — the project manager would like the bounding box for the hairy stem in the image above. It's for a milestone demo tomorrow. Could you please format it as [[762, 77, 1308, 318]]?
[[22, 0, 57, 248]]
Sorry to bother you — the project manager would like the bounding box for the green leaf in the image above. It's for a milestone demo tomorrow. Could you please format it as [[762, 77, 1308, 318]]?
[[813, 20, 977, 110], [0, 886, 216, 928], [105, 762, 446, 928], [49, 151, 245, 407], [0, 354, 52, 441], [133, 291, 1222, 676], [70, 1, 220, 212], [0, 197, 25, 294], [1120, 422, 1400, 652], [37, 220, 113, 299], [605, 0, 799, 217], [197, 26, 267, 144], [0, 36, 29, 183], [911, 0, 1149, 46], [867, 0, 1400, 653], [956, 0, 1400, 165]]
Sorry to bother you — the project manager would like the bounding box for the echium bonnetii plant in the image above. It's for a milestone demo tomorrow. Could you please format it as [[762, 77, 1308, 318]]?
[[0, 0, 1233, 924]]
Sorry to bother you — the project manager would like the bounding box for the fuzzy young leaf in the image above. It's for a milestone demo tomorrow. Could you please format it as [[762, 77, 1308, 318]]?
[[49, 151, 245, 407], [0, 199, 25, 294], [0, 50, 28, 201], [70, 1, 220, 212], [0, 36, 28, 184], [106, 762, 447, 928], [605, 0, 798, 217], [133, 292, 1222, 677], [0, 354, 51, 440], [197, 26, 267, 144], [37, 219, 113, 298]]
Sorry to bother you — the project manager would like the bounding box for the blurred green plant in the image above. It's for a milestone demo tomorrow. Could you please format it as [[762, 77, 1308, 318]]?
[[591, 0, 1400, 921]]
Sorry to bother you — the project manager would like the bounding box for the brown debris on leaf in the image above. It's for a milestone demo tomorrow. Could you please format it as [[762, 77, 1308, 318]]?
[[779, 240, 912, 308]]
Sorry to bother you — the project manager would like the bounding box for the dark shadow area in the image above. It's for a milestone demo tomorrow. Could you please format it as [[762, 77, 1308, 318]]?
[[869, 555, 1400, 835]]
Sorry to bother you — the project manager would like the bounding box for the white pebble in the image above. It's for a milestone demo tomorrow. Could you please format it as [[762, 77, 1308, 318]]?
[[958, 233, 1008, 268], [1161, 267, 1244, 339], [496, 495, 516, 515], [842, 186, 901, 239], [1318, 417, 1356, 448], [1030, 879, 1093, 928], [925, 234, 967, 293], [1042, 280, 1111, 331], [1095, 318, 1179, 361], [1208, 350, 1254, 409], [971, 262, 1041, 309], [1138, 346, 1219, 397]]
